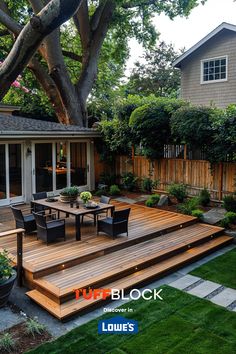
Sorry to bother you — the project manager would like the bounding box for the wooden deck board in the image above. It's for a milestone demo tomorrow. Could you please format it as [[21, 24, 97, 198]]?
[[0, 201, 197, 274]]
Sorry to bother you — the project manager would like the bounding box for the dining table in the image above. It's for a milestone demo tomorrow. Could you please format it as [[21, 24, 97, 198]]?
[[31, 198, 114, 241]]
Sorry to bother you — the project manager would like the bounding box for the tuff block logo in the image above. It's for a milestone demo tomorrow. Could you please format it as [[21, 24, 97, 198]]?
[[98, 316, 138, 334]]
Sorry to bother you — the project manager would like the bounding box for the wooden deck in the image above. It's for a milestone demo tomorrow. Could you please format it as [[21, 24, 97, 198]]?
[[0, 201, 233, 320]]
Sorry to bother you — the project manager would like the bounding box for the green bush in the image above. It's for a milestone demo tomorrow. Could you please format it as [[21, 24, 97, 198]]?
[[225, 211, 236, 224], [109, 185, 121, 196], [220, 211, 236, 228], [170, 106, 216, 148], [129, 98, 186, 159], [168, 183, 187, 202], [94, 189, 106, 197], [177, 197, 200, 215], [141, 178, 159, 192], [122, 172, 138, 192], [223, 195, 236, 212], [191, 209, 204, 218], [145, 194, 160, 207], [199, 188, 210, 206]]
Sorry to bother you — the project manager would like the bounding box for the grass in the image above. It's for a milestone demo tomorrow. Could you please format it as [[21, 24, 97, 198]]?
[[190, 248, 236, 289], [27, 285, 236, 354]]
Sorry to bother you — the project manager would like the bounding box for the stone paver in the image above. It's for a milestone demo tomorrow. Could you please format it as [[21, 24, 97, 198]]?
[[169, 274, 201, 290], [187, 280, 222, 298], [202, 207, 226, 225], [114, 197, 137, 204], [211, 288, 236, 307], [0, 307, 25, 332]]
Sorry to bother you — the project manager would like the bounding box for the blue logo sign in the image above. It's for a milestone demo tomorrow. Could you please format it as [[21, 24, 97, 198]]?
[[98, 316, 138, 334]]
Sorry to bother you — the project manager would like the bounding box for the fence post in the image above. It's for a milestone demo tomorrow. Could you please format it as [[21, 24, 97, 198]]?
[[184, 145, 187, 160], [218, 162, 223, 201], [17, 231, 23, 287]]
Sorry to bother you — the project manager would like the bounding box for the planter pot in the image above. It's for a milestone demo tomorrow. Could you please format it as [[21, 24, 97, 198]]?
[[59, 194, 78, 203], [0, 270, 17, 308]]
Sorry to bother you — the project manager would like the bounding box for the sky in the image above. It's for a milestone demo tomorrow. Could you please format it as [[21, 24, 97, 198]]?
[[126, 0, 236, 75]]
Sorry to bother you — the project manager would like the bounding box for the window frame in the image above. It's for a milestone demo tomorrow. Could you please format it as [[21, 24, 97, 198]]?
[[200, 55, 228, 84]]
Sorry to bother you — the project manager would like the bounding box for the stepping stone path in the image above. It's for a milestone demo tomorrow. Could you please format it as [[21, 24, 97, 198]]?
[[170, 274, 236, 311]]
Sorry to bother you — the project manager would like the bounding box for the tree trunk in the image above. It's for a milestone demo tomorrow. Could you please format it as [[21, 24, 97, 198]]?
[[0, 0, 83, 99]]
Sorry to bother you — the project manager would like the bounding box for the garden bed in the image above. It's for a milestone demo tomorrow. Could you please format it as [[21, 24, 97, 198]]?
[[0, 322, 51, 354]]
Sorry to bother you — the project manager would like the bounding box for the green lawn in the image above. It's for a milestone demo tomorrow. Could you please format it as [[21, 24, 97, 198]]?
[[190, 248, 236, 289], [28, 285, 236, 354]]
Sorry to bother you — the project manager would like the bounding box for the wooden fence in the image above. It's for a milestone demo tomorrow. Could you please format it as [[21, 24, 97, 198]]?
[[95, 152, 236, 201]]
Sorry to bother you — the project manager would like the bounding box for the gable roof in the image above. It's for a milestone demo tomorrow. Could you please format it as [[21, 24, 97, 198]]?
[[173, 22, 236, 68], [0, 114, 100, 138]]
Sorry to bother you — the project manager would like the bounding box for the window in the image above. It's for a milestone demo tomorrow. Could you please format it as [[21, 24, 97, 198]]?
[[201, 56, 227, 83]]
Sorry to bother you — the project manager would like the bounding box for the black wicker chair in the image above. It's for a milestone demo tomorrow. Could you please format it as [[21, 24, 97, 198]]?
[[11, 206, 36, 234], [32, 192, 49, 213], [97, 208, 131, 238], [33, 212, 66, 244], [82, 195, 111, 226]]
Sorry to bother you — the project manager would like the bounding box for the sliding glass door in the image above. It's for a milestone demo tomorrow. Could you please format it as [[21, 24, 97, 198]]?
[[0, 143, 24, 206], [33, 141, 89, 194]]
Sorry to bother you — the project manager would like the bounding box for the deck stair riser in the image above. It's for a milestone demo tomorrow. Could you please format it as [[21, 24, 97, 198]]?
[[31, 217, 197, 279], [31, 224, 226, 304], [27, 235, 233, 320]]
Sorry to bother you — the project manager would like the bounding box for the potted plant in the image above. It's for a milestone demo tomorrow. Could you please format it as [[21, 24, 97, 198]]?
[[0, 249, 16, 308], [60, 186, 79, 203], [80, 191, 92, 205]]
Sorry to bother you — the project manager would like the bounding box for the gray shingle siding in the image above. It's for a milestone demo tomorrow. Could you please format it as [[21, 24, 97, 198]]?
[[180, 30, 236, 108]]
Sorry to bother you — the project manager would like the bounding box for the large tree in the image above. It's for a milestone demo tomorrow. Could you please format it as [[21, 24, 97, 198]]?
[[127, 41, 181, 97], [0, 0, 206, 126]]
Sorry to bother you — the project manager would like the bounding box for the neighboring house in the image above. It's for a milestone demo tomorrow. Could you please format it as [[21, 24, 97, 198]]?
[[0, 114, 100, 206], [173, 22, 236, 108], [0, 103, 20, 115]]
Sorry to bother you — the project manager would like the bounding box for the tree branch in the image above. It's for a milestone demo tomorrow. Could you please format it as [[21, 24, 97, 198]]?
[[0, 0, 83, 99], [73, 0, 90, 52], [0, 8, 22, 34], [62, 50, 82, 62], [90, 1, 107, 31]]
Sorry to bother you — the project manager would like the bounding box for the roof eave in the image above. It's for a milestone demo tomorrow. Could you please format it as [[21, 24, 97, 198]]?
[[173, 22, 236, 68]]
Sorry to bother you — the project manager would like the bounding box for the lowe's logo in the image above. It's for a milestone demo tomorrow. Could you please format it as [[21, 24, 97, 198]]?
[[98, 316, 138, 334]]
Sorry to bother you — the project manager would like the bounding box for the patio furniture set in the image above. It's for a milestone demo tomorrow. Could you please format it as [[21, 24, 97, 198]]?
[[10, 192, 131, 244]]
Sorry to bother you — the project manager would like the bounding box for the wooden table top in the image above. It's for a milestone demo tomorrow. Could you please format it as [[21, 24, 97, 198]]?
[[32, 198, 113, 216]]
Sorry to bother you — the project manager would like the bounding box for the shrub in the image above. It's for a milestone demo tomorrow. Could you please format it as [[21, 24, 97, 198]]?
[[141, 178, 159, 192], [0, 333, 15, 352], [223, 195, 236, 212], [60, 186, 79, 196], [177, 197, 200, 215], [109, 185, 121, 196], [122, 172, 138, 192], [94, 189, 106, 197], [145, 194, 160, 207], [199, 188, 210, 206], [224, 211, 236, 224], [168, 183, 187, 202], [191, 209, 204, 218], [129, 98, 186, 159], [170, 106, 216, 148], [25, 319, 46, 337]]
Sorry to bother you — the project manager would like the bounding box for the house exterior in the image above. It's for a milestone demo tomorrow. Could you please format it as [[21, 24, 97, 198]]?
[[173, 22, 236, 108], [0, 114, 100, 206]]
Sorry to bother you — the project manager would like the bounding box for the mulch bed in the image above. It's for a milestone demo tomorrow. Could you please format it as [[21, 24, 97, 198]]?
[[0, 322, 51, 354]]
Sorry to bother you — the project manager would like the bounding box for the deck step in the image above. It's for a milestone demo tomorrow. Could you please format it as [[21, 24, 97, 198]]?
[[27, 235, 233, 320], [31, 223, 224, 303], [29, 213, 197, 278]]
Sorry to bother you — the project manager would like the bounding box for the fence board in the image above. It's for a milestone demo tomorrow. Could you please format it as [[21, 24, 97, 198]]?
[[94, 151, 236, 200]]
